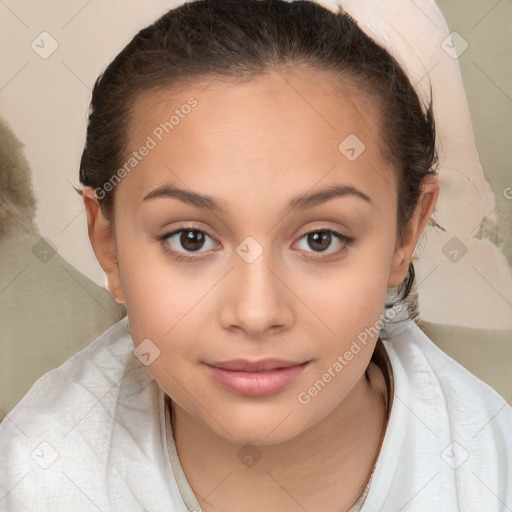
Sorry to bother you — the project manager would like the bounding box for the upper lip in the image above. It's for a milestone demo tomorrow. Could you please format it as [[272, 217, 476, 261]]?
[[207, 359, 307, 372]]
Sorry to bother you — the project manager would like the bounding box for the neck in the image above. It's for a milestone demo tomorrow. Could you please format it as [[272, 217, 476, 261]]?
[[169, 360, 389, 512]]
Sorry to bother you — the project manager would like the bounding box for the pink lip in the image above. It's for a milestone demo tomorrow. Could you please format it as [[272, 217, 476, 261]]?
[[205, 359, 309, 396]]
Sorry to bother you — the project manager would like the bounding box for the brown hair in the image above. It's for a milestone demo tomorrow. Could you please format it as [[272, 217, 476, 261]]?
[[79, 0, 438, 321]]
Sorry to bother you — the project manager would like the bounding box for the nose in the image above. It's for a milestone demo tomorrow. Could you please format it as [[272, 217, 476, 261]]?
[[219, 246, 294, 339]]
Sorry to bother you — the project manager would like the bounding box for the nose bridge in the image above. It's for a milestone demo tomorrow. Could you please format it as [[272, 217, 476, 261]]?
[[222, 237, 291, 335]]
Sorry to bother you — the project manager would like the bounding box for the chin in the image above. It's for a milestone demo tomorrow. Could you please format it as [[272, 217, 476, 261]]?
[[202, 401, 311, 446]]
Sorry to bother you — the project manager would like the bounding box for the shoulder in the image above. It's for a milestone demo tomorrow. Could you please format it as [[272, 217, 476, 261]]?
[[376, 320, 512, 509], [386, 320, 511, 416], [0, 318, 155, 509], [2, 317, 134, 428], [384, 319, 512, 437]]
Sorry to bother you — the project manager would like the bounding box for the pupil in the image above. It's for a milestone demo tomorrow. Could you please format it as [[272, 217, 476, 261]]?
[[181, 230, 204, 251], [309, 231, 330, 252]]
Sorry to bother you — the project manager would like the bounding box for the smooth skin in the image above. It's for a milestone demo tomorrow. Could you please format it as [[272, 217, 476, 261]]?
[[83, 66, 439, 512]]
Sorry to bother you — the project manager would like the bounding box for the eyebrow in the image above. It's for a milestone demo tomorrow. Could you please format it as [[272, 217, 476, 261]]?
[[142, 183, 372, 214]]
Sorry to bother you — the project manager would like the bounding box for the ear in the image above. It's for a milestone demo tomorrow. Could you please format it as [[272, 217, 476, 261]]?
[[388, 174, 440, 288], [82, 188, 126, 304]]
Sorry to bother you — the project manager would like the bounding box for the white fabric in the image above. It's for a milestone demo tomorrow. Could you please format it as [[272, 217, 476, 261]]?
[[0, 317, 510, 511]]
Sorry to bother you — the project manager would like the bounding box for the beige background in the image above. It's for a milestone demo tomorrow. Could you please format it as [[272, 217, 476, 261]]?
[[430, 0, 512, 327], [0, 0, 511, 329]]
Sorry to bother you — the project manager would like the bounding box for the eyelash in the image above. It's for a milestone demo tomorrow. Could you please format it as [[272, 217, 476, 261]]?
[[158, 227, 353, 262]]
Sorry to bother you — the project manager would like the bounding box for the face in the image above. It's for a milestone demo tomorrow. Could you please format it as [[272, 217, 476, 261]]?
[[85, 67, 437, 445]]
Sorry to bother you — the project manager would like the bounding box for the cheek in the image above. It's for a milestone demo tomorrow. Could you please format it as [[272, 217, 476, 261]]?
[[114, 229, 181, 339], [311, 253, 391, 335], [116, 237, 218, 376], [118, 249, 206, 399], [299, 257, 391, 409], [122, 267, 193, 343], [118, 229, 393, 341]]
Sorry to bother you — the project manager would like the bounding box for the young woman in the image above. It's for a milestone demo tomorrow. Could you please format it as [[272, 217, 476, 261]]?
[[1, 1, 510, 511]]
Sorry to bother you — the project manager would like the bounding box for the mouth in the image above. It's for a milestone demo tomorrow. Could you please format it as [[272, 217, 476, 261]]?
[[205, 358, 310, 397]]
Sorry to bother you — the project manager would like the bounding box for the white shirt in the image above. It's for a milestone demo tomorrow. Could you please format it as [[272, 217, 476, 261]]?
[[0, 317, 510, 511]]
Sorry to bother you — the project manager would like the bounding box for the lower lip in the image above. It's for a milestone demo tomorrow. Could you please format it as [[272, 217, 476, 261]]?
[[205, 363, 309, 397]]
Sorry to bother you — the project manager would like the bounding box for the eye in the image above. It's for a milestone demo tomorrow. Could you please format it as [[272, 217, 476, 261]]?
[[159, 228, 219, 261], [158, 226, 352, 263], [294, 229, 352, 259]]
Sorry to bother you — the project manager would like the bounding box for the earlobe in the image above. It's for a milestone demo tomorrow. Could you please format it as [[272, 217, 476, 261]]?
[[387, 174, 440, 288], [82, 188, 126, 304]]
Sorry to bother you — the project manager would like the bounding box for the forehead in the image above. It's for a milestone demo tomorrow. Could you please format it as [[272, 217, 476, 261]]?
[[119, 67, 397, 211]]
